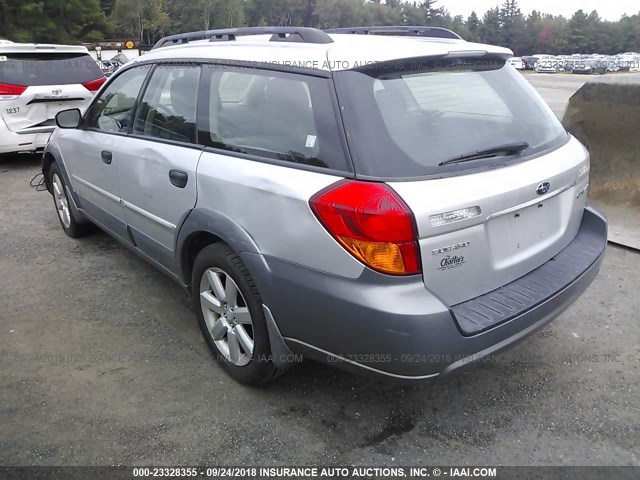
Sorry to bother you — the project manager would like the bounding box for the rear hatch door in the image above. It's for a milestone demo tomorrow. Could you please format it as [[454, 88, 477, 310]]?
[[334, 52, 591, 305], [390, 137, 590, 306]]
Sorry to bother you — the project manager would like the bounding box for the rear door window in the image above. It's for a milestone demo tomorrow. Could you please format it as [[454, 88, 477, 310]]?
[[0, 53, 104, 86], [199, 66, 350, 172]]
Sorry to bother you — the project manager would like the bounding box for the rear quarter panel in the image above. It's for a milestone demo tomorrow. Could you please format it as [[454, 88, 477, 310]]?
[[194, 151, 365, 278]]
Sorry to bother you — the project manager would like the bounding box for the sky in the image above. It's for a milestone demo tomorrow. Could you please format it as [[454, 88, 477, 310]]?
[[437, 0, 639, 21]]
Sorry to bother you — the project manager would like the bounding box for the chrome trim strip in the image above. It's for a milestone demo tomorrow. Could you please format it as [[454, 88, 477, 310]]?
[[16, 126, 56, 134], [284, 338, 441, 381], [121, 199, 176, 230], [487, 181, 577, 220], [71, 175, 120, 203]]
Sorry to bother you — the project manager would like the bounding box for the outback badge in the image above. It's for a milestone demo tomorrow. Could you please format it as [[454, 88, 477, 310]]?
[[432, 241, 471, 255]]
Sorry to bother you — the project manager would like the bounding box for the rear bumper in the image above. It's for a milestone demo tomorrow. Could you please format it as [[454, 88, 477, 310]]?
[[244, 207, 607, 383], [0, 128, 53, 154], [452, 207, 606, 336]]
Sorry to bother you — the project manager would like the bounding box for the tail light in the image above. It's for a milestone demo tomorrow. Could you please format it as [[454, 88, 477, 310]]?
[[0, 83, 26, 100], [310, 180, 421, 276], [82, 77, 107, 92]]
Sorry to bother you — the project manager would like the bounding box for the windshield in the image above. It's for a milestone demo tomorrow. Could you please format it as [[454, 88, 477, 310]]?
[[0, 53, 103, 86], [335, 56, 568, 178]]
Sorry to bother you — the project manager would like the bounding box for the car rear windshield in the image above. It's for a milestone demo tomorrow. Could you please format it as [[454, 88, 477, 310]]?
[[335, 56, 568, 179], [0, 53, 103, 86]]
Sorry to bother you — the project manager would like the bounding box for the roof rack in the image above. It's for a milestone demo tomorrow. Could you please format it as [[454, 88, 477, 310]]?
[[153, 26, 333, 50], [325, 26, 463, 40]]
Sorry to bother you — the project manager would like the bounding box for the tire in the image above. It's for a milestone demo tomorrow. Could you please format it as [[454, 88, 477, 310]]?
[[192, 243, 280, 385], [48, 163, 91, 238]]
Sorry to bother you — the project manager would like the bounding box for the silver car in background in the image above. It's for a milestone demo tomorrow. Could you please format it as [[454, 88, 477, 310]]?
[[535, 55, 562, 73]]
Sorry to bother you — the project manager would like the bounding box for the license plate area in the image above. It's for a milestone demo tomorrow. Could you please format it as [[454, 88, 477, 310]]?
[[487, 193, 565, 269]]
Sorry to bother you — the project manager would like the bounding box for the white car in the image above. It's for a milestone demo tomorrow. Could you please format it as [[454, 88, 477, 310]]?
[[617, 53, 640, 71], [0, 43, 105, 155], [535, 55, 561, 73], [508, 57, 525, 69]]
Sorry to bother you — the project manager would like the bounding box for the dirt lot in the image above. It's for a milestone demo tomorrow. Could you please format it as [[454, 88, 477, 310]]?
[[1, 88, 639, 466], [524, 71, 640, 117]]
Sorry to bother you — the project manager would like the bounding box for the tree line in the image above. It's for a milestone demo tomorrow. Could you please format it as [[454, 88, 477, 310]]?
[[1, 0, 639, 55]]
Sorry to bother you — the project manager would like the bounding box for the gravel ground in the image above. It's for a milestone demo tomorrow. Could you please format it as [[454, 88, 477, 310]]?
[[0, 87, 639, 467]]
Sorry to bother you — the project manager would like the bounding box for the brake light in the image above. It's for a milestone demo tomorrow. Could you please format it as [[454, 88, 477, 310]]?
[[82, 77, 107, 92], [310, 180, 421, 275], [0, 82, 26, 99]]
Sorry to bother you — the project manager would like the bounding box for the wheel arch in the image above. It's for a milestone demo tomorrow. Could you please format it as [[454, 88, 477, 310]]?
[[178, 209, 297, 371], [42, 152, 57, 194], [176, 208, 261, 289], [42, 149, 88, 225]]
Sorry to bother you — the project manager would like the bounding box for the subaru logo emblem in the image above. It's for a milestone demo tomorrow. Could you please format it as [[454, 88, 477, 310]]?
[[536, 182, 551, 195], [51, 89, 62, 96]]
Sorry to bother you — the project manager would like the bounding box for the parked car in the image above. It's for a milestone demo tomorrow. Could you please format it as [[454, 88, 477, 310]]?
[[555, 55, 575, 72], [604, 57, 620, 72], [103, 59, 124, 76], [42, 26, 607, 385], [96, 60, 118, 77], [508, 57, 525, 69], [535, 55, 562, 73], [521, 56, 538, 70], [572, 58, 607, 75], [616, 53, 639, 71], [96, 60, 111, 76], [0, 43, 105, 155]]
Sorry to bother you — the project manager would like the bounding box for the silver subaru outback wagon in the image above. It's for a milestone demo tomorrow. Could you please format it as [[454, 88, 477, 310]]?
[[42, 26, 607, 385]]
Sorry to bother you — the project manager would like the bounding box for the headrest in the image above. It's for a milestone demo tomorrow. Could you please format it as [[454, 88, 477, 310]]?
[[170, 73, 198, 121], [263, 78, 309, 111]]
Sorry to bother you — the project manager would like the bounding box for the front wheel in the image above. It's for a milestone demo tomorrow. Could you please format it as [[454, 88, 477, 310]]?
[[192, 243, 281, 385], [49, 163, 90, 238]]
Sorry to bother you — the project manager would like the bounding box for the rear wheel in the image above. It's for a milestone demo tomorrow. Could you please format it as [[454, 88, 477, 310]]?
[[49, 163, 90, 238], [192, 243, 280, 385]]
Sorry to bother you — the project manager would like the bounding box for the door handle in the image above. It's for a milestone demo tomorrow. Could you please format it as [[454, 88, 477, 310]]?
[[101, 151, 112, 165], [169, 169, 188, 188]]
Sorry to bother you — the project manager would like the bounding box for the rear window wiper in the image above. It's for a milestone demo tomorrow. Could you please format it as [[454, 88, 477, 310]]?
[[438, 142, 529, 166]]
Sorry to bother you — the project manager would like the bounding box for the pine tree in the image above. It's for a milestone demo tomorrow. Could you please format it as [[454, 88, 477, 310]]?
[[0, 0, 638, 55], [466, 11, 480, 42]]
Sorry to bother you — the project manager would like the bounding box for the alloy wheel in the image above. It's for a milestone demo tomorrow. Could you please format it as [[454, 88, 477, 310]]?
[[199, 267, 255, 366], [52, 173, 71, 229]]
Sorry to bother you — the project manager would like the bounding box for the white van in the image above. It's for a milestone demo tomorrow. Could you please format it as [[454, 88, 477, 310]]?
[[0, 43, 105, 154]]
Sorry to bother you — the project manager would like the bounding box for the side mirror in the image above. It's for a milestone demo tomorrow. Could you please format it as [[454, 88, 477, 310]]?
[[55, 108, 81, 129]]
